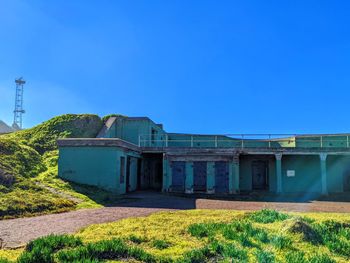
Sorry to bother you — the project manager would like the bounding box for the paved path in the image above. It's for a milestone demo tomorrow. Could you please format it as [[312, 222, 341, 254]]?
[[1, 192, 350, 248]]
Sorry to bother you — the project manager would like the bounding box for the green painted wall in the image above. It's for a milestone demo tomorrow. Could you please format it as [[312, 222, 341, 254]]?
[[58, 146, 140, 194], [326, 155, 350, 192], [58, 146, 119, 192], [129, 157, 138, 192], [115, 118, 166, 147], [185, 162, 194, 192], [281, 155, 321, 193], [296, 135, 349, 148]]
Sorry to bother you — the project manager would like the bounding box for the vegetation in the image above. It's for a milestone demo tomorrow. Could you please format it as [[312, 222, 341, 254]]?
[[101, 114, 126, 124], [2, 114, 102, 154], [1, 209, 349, 262], [0, 114, 125, 219]]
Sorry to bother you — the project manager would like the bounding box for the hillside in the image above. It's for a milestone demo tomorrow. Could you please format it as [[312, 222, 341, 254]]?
[[0, 114, 121, 219]]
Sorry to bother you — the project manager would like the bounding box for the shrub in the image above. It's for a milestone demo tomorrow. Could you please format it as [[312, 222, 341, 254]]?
[[247, 209, 290, 224]]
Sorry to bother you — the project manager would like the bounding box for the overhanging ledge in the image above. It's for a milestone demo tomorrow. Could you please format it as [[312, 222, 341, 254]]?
[[57, 138, 141, 153]]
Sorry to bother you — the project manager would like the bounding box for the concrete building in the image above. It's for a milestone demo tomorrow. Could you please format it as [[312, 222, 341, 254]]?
[[58, 116, 350, 196]]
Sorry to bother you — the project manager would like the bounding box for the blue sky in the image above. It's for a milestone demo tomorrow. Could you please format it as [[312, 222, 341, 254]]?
[[1, 0, 350, 134]]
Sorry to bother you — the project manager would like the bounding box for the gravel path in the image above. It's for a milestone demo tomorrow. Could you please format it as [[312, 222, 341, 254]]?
[[1, 192, 350, 248], [0, 207, 164, 248]]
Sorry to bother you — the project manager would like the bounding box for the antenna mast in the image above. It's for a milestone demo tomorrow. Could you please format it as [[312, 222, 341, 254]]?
[[13, 77, 26, 129]]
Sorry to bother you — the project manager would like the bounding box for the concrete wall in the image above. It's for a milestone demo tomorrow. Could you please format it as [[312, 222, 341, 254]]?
[[296, 135, 349, 148], [327, 155, 350, 192], [281, 155, 321, 193], [104, 117, 166, 147], [58, 146, 140, 194]]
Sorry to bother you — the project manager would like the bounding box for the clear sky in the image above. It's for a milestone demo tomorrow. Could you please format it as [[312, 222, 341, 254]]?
[[1, 0, 350, 134]]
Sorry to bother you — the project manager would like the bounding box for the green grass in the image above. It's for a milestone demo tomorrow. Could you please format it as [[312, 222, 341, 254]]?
[[246, 209, 291, 223], [0, 114, 124, 219], [2, 209, 349, 262], [1, 114, 102, 154]]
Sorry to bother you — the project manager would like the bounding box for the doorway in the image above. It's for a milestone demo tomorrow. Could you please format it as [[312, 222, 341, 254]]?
[[171, 161, 186, 192], [252, 160, 268, 190], [193, 161, 207, 192], [215, 161, 229, 193], [141, 153, 163, 191]]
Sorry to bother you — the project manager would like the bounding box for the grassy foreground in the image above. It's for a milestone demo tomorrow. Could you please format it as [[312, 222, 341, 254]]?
[[1, 209, 350, 263]]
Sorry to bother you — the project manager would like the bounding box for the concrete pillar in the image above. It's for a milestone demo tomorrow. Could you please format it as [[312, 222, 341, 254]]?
[[275, 153, 283, 194], [233, 155, 240, 194], [185, 161, 194, 193], [162, 154, 168, 192], [207, 161, 215, 194], [320, 153, 328, 195], [229, 161, 234, 194]]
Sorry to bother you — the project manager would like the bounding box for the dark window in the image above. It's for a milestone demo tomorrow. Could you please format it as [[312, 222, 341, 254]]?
[[151, 128, 156, 144], [120, 156, 125, 183]]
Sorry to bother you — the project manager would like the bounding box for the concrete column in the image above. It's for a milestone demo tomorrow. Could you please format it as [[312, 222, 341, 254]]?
[[207, 162, 215, 194], [229, 161, 234, 194], [185, 161, 194, 193], [320, 153, 328, 195], [167, 160, 172, 191], [233, 155, 240, 194], [275, 153, 283, 194], [162, 154, 168, 192]]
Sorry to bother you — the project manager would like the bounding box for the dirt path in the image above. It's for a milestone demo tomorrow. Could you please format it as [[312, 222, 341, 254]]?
[[1, 192, 350, 249], [0, 206, 165, 248]]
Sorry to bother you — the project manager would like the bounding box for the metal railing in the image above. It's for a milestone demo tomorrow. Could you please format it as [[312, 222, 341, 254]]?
[[138, 134, 350, 149]]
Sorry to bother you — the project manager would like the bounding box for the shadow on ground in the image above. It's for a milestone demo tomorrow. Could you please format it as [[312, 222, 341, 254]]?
[[65, 179, 350, 212]]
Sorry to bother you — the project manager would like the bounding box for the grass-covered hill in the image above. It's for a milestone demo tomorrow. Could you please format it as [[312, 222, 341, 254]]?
[[2, 114, 102, 154], [0, 114, 121, 219]]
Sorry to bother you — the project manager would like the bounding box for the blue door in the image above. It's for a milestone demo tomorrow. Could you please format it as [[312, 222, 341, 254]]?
[[171, 161, 185, 191], [193, 161, 207, 192], [215, 161, 229, 193]]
